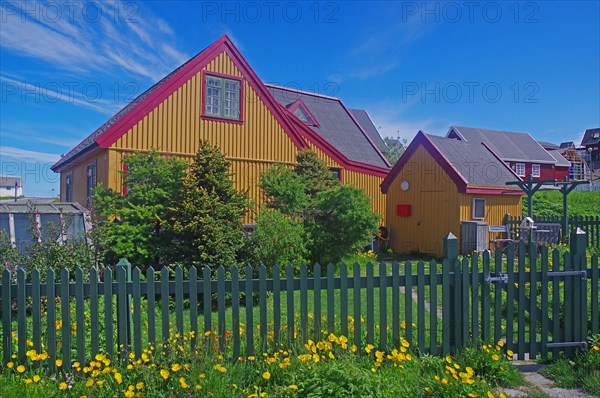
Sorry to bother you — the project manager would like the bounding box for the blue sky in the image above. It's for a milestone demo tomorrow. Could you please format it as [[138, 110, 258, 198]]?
[[1, 1, 599, 197]]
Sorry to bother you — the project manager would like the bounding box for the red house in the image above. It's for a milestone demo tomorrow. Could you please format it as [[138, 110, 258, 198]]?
[[446, 126, 569, 181]]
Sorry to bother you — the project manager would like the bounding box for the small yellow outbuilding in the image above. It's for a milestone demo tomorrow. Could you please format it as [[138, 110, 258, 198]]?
[[381, 131, 524, 257]]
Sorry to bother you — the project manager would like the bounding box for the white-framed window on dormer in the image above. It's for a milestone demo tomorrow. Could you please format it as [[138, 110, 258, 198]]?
[[532, 164, 540, 177], [203, 73, 241, 121], [515, 163, 525, 177], [472, 198, 486, 219]]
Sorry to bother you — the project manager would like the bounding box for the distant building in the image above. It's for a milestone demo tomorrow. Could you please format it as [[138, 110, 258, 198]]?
[[581, 128, 600, 174], [0, 176, 23, 197]]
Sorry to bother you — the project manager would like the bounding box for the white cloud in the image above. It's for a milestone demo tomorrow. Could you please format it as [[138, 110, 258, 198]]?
[[0, 146, 61, 163], [0, 1, 188, 82]]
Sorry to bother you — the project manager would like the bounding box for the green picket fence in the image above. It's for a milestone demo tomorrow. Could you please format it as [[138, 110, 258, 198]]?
[[1, 233, 599, 372]]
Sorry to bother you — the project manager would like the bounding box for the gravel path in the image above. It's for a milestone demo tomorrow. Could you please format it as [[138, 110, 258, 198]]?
[[503, 362, 594, 398]]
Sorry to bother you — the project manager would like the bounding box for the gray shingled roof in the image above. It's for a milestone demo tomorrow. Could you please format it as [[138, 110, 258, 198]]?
[[538, 141, 559, 150], [349, 109, 385, 148], [427, 135, 518, 188], [547, 150, 572, 167], [266, 86, 389, 168], [581, 128, 600, 146], [449, 126, 557, 164], [0, 176, 21, 187]]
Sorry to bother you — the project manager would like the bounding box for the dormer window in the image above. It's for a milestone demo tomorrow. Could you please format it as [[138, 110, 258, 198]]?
[[202, 72, 242, 122], [287, 99, 319, 127]]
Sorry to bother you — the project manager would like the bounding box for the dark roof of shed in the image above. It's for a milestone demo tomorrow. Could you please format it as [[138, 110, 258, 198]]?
[[349, 109, 385, 148], [581, 128, 600, 146], [0, 176, 21, 187], [448, 126, 556, 164], [427, 135, 519, 188], [266, 85, 389, 169], [538, 141, 559, 150]]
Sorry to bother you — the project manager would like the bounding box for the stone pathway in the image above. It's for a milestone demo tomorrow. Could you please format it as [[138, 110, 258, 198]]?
[[503, 362, 594, 398]]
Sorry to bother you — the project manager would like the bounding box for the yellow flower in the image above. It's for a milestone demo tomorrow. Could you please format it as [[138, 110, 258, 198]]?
[[492, 354, 500, 361], [506, 350, 514, 359], [171, 363, 182, 372], [593, 345, 599, 352], [24, 379, 33, 384], [56, 359, 63, 367], [160, 369, 169, 380], [59, 382, 68, 390], [365, 344, 374, 354], [289, 384, 298, 390], [16, 365, 25, 373], [115, 373, 123, 384], [468, 394, 476, 398], [262, 371, 271, 380], [124, 391, 134, 398], [33, 375, 41, 383], [136, 382, 144, 390], [6, 362, 13, 369], [487, 391, 495, 398], [85, 379, 94, 387], [96, 380, 104, 386]]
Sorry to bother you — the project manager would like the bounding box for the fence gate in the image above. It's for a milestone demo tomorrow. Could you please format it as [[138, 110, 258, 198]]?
[[485, 228, 590, 360]]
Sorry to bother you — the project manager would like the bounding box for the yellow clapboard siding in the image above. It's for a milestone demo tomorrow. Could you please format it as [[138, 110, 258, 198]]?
[[104, 50, 386, 223]]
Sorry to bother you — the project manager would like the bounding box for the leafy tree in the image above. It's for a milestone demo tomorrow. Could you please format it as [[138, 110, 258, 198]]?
[[258, 163, 307, 215], [170, 141, 249, 270], [379, 136, 408, 165], [249, 206, 310, 271], [307, 186, 379, 265], [92, 149, 187, 269], [258, 150, 378, 266]]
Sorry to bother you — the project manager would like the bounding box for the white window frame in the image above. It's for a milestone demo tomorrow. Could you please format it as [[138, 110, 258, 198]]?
[[204, 75, 241, 120], [515, 163, 526, 177], [472, 198, 486, 219], [531, 164, 540, 177]]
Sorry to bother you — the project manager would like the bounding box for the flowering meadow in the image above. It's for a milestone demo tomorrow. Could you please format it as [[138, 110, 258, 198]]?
[[0, 324, 524, 398]]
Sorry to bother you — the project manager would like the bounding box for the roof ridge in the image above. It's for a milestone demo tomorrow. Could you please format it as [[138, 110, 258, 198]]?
[[264, 83, 341, 101]]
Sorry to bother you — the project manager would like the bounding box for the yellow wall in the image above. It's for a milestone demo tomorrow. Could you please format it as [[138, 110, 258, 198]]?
[[385, 145, 522, 257], [93, 50, 386, 221]]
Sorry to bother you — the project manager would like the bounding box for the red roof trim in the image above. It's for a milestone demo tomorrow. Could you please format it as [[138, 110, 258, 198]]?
[[94, 35, 307, 151], [381, 131, 468, 193], [59, 35, 388, 178], [287, 99, 320, 127], [466, 187, 523, 195]]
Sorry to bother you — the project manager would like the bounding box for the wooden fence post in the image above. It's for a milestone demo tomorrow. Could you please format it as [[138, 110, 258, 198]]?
[[443, 233, 459, 350], [116, 258, 132, 353], [570, 228, 587, 352]]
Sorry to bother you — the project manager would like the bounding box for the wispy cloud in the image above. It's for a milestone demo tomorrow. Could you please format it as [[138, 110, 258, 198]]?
[[0, 146, 60, 163], [332, 7, 437, 82], [0, 75, 120, 114], [0, 1, 188, 81]]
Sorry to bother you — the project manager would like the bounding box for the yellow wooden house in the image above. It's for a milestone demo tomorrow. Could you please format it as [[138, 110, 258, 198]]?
[[381, 131, 524, 257], [51, 35, 390, 221]]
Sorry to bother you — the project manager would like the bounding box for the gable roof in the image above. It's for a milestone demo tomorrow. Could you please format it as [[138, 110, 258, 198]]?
[[52, 35, 390, 177], [266, 85, 389, 169], [538, 141, 559, 150], [349, 109, 385, 148], [581, 128, 600, 146], [447, 125, 557, 164], [381, 131, 523, 195]]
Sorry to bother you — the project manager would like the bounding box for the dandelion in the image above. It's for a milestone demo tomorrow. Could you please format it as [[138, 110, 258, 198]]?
[[24, 379, 33, 385], [33, 375, 41, 383], [115, 372, 123, 384], [365, 344, 374, 354], [136, 382, 144, 390], [289, 384, 298, 390], [160, 369, 170, 380], [262, 371, 271, 380], [6, 362, 13, 369], [124, 391, 134, 398], [85, 379, 94, 387], [171, 363, 182, 372], [59, 382, 68, 390], [16, 365, 25, 373]]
